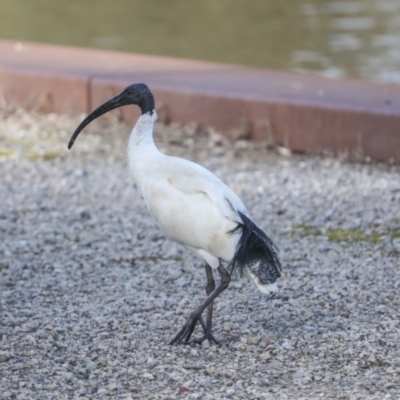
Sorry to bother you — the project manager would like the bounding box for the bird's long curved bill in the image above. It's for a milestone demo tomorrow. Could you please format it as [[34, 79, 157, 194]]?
[[68, 94, 125, 149]]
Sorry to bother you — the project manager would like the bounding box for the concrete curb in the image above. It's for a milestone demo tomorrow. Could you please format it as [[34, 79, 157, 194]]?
[[0, 39, 399, 161]]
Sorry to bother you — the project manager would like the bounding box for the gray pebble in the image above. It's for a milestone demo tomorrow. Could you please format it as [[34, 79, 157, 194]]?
[[36, 331, 49, 340]]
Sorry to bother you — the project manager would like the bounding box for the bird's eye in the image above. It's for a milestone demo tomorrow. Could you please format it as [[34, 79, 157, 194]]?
[[126, 89, 132, 95]]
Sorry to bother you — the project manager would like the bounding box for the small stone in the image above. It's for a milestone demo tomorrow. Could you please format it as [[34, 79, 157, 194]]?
[[178, 386, 189, 394], [261, 337, 273, 347], [36, 331, 49, 340], [260, 352, 271, 361], [202, 340, 210, 349], [393, 238, 400, 252], [18, 310, 35, 318], [368, 354, 376, 363], [205, 367, 216, 376], [169, 373, 181, 381], [281, 341, 292, 350], [50, 330, 59, 341], [147, 358, 158, 369], [190, 349, 198, 357], [277, 146, 292, 157], [0, 352, 13, 362], [234, 140, 249, 151], [25, 335, 37, 346], [142, 373, 154, 380], [248, 336, 260, 345], [295, 370, 304, 378], [182, 380, 192, 388]]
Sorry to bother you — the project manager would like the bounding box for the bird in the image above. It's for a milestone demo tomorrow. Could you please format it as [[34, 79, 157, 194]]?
[[68, 83, 282, 345]]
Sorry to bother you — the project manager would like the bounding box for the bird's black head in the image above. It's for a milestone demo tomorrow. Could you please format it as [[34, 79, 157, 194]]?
[[119, 83, 155, 115], [68, 83, 154, 149]]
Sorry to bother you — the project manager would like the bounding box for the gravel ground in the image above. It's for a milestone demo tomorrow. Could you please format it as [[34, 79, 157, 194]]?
[[0, 107, 400, 400]]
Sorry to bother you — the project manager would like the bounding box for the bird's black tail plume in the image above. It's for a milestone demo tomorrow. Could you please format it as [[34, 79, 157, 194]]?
[[228, 212, 281, 284]]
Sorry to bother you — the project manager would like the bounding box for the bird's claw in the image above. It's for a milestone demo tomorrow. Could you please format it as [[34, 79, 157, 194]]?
[[187, 316, 221, 345], [170, 315, 221, 345], [187, 332, 221, 345], [169, 315, 201, 345]]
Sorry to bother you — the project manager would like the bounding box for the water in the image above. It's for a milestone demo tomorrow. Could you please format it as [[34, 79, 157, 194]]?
[[1, 0, 400, 83]]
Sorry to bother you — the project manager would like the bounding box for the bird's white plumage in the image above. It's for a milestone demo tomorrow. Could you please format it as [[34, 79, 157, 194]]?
[[127, 112, 249, 269]]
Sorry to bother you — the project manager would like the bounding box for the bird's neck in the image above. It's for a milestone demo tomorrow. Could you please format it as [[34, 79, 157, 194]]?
[[127, 111, 162, 187], [128, 111, 157, 147]]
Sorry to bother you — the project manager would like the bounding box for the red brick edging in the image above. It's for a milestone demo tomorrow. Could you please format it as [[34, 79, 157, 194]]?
[[0, 39, 399, 162]]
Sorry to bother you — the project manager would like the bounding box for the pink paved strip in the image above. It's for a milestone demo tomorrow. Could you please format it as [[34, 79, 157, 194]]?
[[0, 39, 399, 161]]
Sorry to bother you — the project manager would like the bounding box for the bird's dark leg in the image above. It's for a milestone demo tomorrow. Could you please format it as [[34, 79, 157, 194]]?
[[204, 264, 216, 331], [190, 264, 220, 345], [177, 266, 215, 344], [170, 264, 230, 345]]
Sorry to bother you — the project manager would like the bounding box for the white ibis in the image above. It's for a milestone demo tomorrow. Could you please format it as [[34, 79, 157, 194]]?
[[68, 83, 282, 345]]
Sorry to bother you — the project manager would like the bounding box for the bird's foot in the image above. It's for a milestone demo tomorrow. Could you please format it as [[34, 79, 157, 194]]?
[[169, 313, 201, 345], [188, 317, 221, 345], [170, 316, 221, 346], [188, 332, 220, 345]]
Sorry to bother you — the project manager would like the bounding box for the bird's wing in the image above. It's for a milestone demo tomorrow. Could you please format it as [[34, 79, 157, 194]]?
[[165, 157, 250, 224]]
